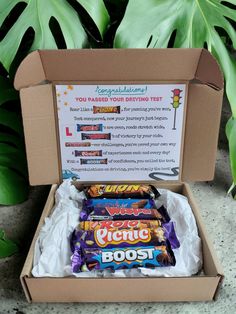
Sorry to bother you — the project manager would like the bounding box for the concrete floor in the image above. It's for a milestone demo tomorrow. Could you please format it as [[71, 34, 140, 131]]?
[[1, 100, 236, 313]]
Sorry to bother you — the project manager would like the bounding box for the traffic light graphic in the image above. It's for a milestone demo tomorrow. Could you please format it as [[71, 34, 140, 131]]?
[[171, 89, 182, 130]]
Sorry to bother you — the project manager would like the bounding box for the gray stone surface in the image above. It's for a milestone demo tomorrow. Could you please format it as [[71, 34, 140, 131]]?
[[0, 100, 235, 313]]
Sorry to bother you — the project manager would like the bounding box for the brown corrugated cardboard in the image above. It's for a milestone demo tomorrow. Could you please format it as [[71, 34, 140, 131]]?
[[14, 49, 223, 185], [20, 183, 223, 302], [14, 49, 223, 90], [182, 84, 223, 181], [20, 84, 59, 185], [15, 49, 224, 302]]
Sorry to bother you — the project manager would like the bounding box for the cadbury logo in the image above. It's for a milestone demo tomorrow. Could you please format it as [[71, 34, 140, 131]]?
[[105, 207, 152, 216], [95, 228, 151, 247]]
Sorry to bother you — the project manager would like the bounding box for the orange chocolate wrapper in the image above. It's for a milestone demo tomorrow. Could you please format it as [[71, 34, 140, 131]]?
[[93, 105, 120, 114]]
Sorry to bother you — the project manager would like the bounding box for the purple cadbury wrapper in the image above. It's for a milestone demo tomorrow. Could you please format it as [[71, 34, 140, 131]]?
[[79, 204, 170, 222], [70, 221, 179, 252], [71, 244, 176, 272]]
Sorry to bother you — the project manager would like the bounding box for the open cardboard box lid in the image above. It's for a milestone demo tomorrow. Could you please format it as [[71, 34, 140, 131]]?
[[14, 48, 223, 185]]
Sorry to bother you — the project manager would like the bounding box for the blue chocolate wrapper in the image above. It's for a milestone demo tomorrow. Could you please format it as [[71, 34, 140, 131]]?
[[71, 244, 176, 272], [83, 199, 156, 210]]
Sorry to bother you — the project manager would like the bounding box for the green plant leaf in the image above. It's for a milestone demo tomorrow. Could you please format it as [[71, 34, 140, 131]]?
[[77, 0, 110, 38], [0, 76, 18, 106], [0, 132, 24, 149], [0, 0, 110, 71], [114, 0, 236, 117], [0, 229, 18, 258], [226, 117, 236, 184], [0, 108, 23, 135], [226, 116, 234, 140], [0, 165, 28, 205], [0, 143, 27, 178]]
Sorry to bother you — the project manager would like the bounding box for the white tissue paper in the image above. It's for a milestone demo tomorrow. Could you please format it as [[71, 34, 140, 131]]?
[[32, 180, 202, 278]]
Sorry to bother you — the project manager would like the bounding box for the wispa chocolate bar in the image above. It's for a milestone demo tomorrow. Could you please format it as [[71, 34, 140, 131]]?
[[83, 198, 156, 210], [80, 207, 163, 221], [84, 184, 160, 199], [80, 200, 170, 222], [71, 245, 176, 272], [77, 124, 103, 132]]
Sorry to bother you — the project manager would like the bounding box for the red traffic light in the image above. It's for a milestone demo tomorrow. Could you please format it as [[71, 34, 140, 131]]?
[[172, 89, 182, 96]]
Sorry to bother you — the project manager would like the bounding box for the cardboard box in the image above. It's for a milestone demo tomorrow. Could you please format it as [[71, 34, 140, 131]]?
[[14, 49, 224, 302]]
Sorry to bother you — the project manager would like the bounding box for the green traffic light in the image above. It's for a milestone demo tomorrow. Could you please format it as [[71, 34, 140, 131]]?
[[172, 101, 180, 109]]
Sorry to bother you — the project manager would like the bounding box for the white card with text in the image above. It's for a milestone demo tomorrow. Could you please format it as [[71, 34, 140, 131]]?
[[55, 84, 186, 181]]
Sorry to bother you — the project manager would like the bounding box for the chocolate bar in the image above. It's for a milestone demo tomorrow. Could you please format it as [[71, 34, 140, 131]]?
[[75, 150, 102, 157], [84, 184, 160, 199], [71, 244, 176, 272], [162, 222, 180, 249], [71, 224, 170, 251], [93, 105, 120, 114], [65, 142, 91, 147], [80, 158, 107, 165], [83, 198, 156, 210], [79, 219, 162, 231], [80, 199, 170, 222], [81, 133, 111, 140], [78, 220, 179, 248], [77, 124, 103, 132], [80, 205, 170, 222], [78, 220, 180, 249]]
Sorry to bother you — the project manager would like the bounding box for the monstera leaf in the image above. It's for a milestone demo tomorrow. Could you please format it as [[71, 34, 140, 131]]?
[[0, 76, 18, 105], [0, 0, 109, 71], [0, 0, 110, 204], [115, 0, 236, 185], [226, 116, 236, 196], [0, 78, 28, 205], [0, 111, 28, 204], [0, 229, 18, 258], [114, 0, 236, 109]]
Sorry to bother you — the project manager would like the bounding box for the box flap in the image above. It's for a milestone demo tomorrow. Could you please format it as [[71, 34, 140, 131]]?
[[14, 49, 223, 185], [182, 85, 223, 181], [195, 49, 224, 90], [14, 51, 46, 90], [20, 84, 60, 185], [14, 49, 223, 90]]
